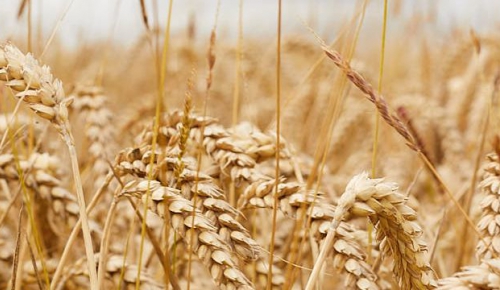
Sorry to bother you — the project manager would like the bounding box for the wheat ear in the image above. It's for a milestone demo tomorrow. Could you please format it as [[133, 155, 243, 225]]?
[[121, 179, 255, 289], [115, 112, 262, 288], [476, 153, 500, 260], [307, 173, 436, 290], [117, 114, 262, 261], [240, 177, 380, 289], [437, 259, 500, 289], [70, 84, 116, 191], [54, 254, 164, 289], [0, 43, 97, 289], [0, 152, 80, 236]]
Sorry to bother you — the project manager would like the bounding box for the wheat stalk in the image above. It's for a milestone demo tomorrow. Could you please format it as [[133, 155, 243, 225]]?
[[0, 43, 97, 289]]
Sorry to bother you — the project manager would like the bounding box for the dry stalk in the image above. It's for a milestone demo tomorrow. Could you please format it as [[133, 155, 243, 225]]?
[[96, 192, 119, 289], [18, 259, 59, 289], [50, 172, 113, 289], [304, 173, 358, 290], [10, 204, 23, 290], [0, 43, 97, 288]]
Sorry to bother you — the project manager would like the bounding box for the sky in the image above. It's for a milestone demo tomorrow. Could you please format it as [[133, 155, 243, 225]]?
[[0, 0, 499, 49]]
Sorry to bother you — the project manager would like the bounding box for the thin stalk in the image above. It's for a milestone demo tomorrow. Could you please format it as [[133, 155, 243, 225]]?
[[27, 0, 32, 52], [419, 152, 494, 257], [10, 134, 50, 288], [229, 0, 244, 208], [267, 0, 282, 288], [284, 3, 368, 111], [371, 0, 388, 178], [136, 1, 173, 289], [10, 205, 23, 290], [13, 215, 28, 290], [50, 172, 113, 289], [0, 96, 29, 151], [0, 188, 21, 228], [97, 198, 119, 289], [286, 3, 367, 287], [456, 53, 495, 270], [125, 197, 181, 290], [159, 0, 174, 112], [232, 0, 243, 126], [251, 210, 258, 284], [0, 123, 49, 231], [25, 228, 43, 290], [187, 3, 220, 289], [162, 207, 171, 287], [40, 0, 76, 59], [60, 128, 98, 290], [369, 0, 388, 263], [304, 220, 341, 290], [118, 212, 135, 290]]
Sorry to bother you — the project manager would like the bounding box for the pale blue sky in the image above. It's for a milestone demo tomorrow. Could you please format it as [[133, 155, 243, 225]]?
[[0, 0, 499, 49]]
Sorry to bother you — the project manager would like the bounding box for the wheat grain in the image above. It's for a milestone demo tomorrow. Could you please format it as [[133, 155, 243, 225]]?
[[0, 43, 97, 288], [114, 111, 265, 289], [437, 259, 500, 289], [344, 173, 436, 289], [202, 121, 291, 183], [0, 152, 80, 237], [476, 153, 500, 260], [0, 44, 71, 129], [307, 172, 436, 289], [121, 179, 254, 289], [239, 176, 380, 289]]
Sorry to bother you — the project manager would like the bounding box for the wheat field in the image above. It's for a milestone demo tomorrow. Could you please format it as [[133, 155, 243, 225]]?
[[1, 1, 500, 289]]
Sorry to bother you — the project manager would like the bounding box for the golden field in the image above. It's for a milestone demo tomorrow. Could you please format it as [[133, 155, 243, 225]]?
[[1, 1, 500, 289]]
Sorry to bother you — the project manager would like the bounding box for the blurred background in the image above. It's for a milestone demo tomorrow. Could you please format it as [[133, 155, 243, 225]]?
[[1, 0, 499, 49]]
